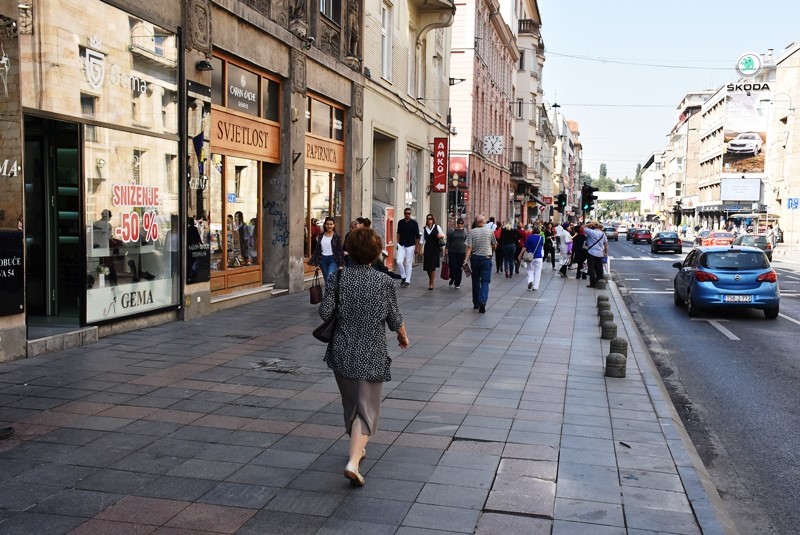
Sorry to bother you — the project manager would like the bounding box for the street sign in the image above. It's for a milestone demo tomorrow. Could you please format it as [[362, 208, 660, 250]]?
[[788, 198, 799, 210]]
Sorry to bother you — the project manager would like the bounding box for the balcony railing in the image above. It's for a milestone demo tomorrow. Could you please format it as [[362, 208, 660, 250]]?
[[519, 19, 540, 35], [510, 161, 528, 178]]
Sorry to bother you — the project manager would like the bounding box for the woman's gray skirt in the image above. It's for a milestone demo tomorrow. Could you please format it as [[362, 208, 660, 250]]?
[[335, 374, 383, 436]]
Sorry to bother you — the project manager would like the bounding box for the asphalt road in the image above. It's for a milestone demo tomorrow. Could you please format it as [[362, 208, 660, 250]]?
[[607, 236, 800, 535]]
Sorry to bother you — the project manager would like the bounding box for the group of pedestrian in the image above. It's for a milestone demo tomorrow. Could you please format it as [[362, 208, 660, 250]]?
[[311, 214, 609, 489]]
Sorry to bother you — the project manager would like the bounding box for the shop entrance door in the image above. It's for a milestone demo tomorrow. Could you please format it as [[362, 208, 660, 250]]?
[[24, 116, 83, 334]]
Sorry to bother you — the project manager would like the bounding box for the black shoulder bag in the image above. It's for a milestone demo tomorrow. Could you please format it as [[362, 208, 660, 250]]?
[[313, 269, 341, 343]]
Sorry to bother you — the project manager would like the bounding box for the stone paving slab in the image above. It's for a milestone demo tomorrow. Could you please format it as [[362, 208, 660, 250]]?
[[0, 266, 738, 533]]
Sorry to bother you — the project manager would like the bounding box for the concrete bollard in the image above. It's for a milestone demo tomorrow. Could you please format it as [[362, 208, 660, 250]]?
[[605, 353, 627, 378], [596, 295, 609, 306], [610, 337, 628, 357], [596, 279, 608, 290], [599, 310, 614, 325], [597, 301, 611, 315], [601, 321, 617, 340]]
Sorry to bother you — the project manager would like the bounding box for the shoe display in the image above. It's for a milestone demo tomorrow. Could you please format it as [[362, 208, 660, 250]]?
[[140, 270, 155, 281], [128, 260, 140, 282]]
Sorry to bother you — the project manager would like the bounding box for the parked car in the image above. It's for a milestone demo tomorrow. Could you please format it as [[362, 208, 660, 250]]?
[[726, 132, 763, 156], [673, 246, 779, 319], [603, 226, 619, 241], [701, 231, 735, 247], [631, 229, 652, 244], [732, 234, 773, 261], [650, 232, 682, 254]]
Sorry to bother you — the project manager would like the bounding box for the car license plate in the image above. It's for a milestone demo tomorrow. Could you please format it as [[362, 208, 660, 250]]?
[[664, 239, 674, 243], [724, 295, 752, 303]]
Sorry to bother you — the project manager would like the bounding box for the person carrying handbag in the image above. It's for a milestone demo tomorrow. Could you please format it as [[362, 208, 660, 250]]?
[[519, 224, 545, 291]]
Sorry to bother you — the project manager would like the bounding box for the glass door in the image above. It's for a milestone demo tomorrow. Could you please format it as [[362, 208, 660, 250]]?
[[24, 116, 82, 333]]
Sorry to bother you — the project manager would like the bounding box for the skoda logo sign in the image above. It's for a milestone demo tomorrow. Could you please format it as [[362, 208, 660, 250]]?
[[735, 52, 762, 78]]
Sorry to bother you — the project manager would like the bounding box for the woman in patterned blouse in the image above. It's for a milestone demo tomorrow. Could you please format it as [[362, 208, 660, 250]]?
[[319, 227, 409, 486]]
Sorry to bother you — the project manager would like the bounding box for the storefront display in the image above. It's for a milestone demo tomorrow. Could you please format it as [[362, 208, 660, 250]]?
[[209, 55, 280, 294], [304, 95, 346, 262]]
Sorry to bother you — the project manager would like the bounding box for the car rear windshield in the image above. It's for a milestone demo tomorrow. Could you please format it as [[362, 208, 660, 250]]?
[[659, 232, 679, 238], [738, 236, 767, 246], [701, 251, 768, 270]]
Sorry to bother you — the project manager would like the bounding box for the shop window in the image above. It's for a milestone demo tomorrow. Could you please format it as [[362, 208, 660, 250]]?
[[81, 94, 98, 142], [211, 57, 224, 106], [83, 127, 180, 323], [262, 78, 280, 122], [208, 154, 261, 284], [406, 146, 421, 215], [304, 171, 345, 258]]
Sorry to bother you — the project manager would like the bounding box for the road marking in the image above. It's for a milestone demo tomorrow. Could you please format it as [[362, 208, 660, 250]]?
[[627, 290, 673, 294], [625, 278, 640, 281], [653, 278, 670, 281], [778, 313, 800, 326], [692, 318, 740, 340]]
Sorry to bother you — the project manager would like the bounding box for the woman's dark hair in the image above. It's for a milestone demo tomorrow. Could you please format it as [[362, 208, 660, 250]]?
[[456, 218, 464, 225], [347, 228, 383, 265]]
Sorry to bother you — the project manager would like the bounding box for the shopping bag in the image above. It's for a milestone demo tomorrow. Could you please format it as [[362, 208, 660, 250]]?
[[309, 269, 323, 304], [440, 260, 450, 280]]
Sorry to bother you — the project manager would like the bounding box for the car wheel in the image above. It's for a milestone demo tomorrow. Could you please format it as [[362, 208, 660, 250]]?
[[673, 288, 683, 306], [764, 306, 779, 319], [686, 292, 698, 317]]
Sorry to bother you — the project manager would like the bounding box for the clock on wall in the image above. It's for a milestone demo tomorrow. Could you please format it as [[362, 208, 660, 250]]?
[[483, 135, 504, 155]]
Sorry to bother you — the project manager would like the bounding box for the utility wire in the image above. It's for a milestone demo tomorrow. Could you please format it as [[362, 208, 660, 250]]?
[[545, 51, 731, 70]]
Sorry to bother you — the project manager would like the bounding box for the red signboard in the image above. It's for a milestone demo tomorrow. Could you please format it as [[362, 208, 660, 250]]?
[[432, 137, 447, 193], [542, 196, 552, 205]]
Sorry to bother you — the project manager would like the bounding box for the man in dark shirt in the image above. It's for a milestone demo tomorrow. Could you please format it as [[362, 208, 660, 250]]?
[[396, 209, 420, 287]]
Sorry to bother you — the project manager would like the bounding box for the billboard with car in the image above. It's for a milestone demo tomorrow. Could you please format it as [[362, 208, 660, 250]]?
[[722, 91, 768, 174]]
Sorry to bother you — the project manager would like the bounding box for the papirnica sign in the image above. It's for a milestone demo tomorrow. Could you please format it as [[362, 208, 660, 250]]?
[[111, 182, 161, 207]]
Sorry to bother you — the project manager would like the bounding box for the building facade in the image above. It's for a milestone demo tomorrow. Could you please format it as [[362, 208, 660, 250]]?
[[0, 0, 371, 362]]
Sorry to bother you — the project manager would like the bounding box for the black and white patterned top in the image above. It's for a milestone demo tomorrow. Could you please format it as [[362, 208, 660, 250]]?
[[319, 265, 403, 382]]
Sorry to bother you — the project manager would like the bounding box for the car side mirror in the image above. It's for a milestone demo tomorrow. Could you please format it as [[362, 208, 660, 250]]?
[[672, 262, 683, 269]]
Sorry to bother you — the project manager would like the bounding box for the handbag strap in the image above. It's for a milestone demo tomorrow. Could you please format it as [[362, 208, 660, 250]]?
[[586, 236, 602, 250]]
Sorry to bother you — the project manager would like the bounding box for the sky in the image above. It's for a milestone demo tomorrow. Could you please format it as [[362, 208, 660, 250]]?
[[537, 1, 800, 180]]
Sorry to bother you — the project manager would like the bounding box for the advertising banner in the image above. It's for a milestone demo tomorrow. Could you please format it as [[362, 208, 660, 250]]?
[[722, 91, 768, 174]]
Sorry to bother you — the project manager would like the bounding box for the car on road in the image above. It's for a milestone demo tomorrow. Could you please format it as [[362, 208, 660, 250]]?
[[651, 231, 682, 254], [626, 227, 636, 241], [603, 226, 619, 241], [732, 234, 773, 261], [701, 231, 735, 247], [672, 246, 779, 319], [694, 229, 710, 246], [726, 132, 763, 156], [618, 225, 628, 236], [631, 228, 652, 244]]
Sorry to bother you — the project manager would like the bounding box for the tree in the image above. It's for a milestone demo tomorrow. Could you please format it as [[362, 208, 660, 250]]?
[[599, 163, 607, 178]]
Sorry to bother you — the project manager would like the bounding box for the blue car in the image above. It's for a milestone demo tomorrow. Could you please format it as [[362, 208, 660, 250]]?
[[672, 246, 780, 319]]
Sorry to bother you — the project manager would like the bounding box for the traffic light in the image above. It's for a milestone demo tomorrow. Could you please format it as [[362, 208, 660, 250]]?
[[556, 193, 567, 213], [581, 183, 598, 213]]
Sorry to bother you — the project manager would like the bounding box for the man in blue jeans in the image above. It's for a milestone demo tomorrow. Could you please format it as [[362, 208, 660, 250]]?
[[464, 215, 497, 313]]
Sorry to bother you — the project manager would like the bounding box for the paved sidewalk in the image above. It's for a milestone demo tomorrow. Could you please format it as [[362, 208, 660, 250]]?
[[0, 265, 737, 534]]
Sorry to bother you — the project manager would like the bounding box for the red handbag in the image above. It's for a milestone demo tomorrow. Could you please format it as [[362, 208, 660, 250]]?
[[440, 259, 450, 280]]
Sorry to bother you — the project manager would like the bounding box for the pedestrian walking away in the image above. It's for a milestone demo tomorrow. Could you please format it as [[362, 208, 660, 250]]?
[[556, 221, 573, 278], [464, 215, 497, 313], [445, 218, 468, 289], [544, 222, 558, 270], [571, 223, 589, 280], [309, 217, 346, 283], [420, 213, 445, 290], [396, 209, 420, 287], [519, 224, 544, 291], [499, 221, 521, 278], [319, 228, 409, 487], [582, 221, 608, 288]]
